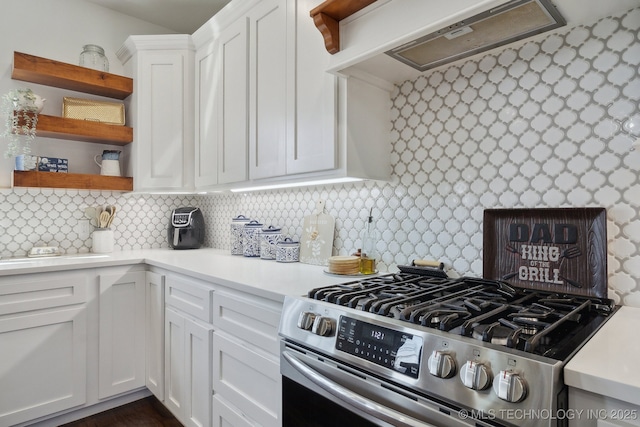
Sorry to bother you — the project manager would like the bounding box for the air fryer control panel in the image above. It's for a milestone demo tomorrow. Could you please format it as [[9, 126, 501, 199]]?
[[172, 212, 191, 227]]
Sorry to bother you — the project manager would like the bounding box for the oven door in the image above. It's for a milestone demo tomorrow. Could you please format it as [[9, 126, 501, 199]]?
[[281, 342, 488, 427]]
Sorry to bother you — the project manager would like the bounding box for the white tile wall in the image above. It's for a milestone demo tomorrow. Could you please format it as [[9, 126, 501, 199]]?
[[0, 8, 638, 307], [202, 7, 640, 307], [0, 188, 200, 254]]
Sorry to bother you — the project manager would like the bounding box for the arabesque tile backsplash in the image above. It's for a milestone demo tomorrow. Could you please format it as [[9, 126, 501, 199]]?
[[0, 8, 638, 306]]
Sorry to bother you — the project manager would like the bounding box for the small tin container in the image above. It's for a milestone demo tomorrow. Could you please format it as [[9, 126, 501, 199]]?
[[230, 215, 251, 255], [276, 238, 300, 263], [243, 220, 263, 257], [260, 225, 282, 260]]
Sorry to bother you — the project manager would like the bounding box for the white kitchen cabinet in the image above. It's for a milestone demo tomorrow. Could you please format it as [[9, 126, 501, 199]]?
[[164, 275, 214, 427], [248, 0, 288, 179], [165, 307, 185, 418], [195, 16, 249, 187], [117, 35, 195, 192], [212, 395, 255, 427], [212, 290, 281, 356], [569, 388, 640, 427], [212, 290, 282, 427], [193, 0, 389, 191], [145, 271, 165, 401], [249, 0, 338, 181], [165, 273, 213, 323], [213, 331, 281, 427], [97, 270, 146, 399], [0, 272, 89, 427], [165, 308, 213, 427]]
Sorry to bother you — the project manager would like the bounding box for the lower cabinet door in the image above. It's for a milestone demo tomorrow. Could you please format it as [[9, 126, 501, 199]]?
[[0, 306, 87, 426], [165, 306, 213, 427], [213, 330, 281, 427], [146, 271, 165, 401], [184, 316, 213, 427], [98, 271, 146, 399], [164, 307, 186, 418]]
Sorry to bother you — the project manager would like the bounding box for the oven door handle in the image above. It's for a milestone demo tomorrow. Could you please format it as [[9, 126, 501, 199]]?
[[283, 351, 434, 427]]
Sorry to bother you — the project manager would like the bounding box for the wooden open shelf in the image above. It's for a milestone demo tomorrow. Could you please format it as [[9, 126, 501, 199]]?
[[10, 51, 135, 191], [12, 52, 133, 99], [310, 0, 377, 54], [13, 171, 133, 192], [16, 112, 133, 145]]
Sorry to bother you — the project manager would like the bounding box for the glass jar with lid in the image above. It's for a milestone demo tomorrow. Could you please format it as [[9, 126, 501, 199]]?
[[79, 44, 109, 72]]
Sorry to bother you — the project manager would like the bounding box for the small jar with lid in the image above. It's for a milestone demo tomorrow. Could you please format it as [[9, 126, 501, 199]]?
[[230, 215, 251, 255], [242, 220, 263, 257], [79, 44, 109, 72], [276, 238, 300, 263], [260, 225, 282, 260]]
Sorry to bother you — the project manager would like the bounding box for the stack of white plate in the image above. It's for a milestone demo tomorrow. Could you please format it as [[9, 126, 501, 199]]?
[[328, 256, 360, 275]]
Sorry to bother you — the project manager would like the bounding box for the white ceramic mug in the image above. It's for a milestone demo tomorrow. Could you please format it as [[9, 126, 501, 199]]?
[[95, 155, 121, 176]]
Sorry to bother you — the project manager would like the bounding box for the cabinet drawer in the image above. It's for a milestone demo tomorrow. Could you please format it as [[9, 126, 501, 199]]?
[[212, 291, 281, 355], [213, 330, 280, 427], [165, 274, 213, 322], [212, 395, 255, 427], [0, 271, 89, 315]]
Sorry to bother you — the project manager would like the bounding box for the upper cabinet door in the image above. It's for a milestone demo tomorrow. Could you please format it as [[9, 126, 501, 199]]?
[[118, 36, 195, 192], [136, 51, 187, 190], [195, 46, 220, 188], [248, 0, 288, 180], [218, 17, 250, 185], [287, 0, 337, 175], [196, 18, 250, 188]]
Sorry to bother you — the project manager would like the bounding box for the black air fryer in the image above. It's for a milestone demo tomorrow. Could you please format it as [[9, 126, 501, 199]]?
[[168, 207, 205, 249]]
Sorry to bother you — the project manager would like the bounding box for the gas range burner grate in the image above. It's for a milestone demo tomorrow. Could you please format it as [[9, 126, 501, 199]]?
[[307, 273, 616, 359]]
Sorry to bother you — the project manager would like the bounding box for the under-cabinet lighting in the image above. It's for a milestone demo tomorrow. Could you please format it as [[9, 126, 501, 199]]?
[[230, 177, 363, 193]]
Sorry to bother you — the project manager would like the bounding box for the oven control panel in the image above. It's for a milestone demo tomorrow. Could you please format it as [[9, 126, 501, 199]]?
[[335, 316, 422, 378]]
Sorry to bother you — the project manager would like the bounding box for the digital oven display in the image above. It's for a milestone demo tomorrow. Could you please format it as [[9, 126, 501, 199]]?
[[361, 323, 395, 346], [336, 316, 422, 378]]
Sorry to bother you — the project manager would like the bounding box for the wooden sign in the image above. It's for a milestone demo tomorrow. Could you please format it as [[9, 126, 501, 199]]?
[[483, 208, 607, 298]]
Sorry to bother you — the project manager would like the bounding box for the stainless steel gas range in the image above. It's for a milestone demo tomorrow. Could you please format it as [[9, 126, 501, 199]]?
[[278, 208, 617, 427]]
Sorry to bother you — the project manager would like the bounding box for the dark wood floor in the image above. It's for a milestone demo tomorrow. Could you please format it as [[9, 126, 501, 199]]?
[[60, 397, 182, 427]]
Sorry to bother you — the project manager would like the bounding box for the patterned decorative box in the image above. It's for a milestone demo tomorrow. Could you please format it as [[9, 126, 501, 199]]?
[[62, 97, 125, 125], [38, 157, 69, 173]]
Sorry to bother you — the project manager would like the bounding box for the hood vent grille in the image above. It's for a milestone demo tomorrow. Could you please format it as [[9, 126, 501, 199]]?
[[386, 0, 565, 72]]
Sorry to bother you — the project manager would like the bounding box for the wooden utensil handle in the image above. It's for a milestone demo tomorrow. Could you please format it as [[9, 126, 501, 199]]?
[[413, 259, 444, 269]]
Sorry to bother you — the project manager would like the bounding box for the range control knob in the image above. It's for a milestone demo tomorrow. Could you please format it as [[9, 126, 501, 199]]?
[[311, 316, 334, 336], [493, 370, 527, 403], [428, 351, 456, 378], [460, 361, 492, 390], [297, 311, 317, 330]]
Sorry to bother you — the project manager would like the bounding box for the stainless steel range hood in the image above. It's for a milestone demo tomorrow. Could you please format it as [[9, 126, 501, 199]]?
[[386, 0, 566, 72]]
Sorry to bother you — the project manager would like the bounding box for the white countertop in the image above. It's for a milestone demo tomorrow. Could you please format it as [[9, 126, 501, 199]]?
[[0, 248, 377, 302], [564, 305, 640, 407], [4, 248, 638, 405]]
